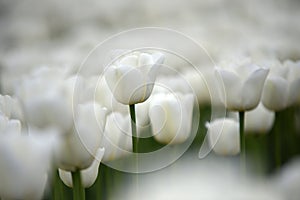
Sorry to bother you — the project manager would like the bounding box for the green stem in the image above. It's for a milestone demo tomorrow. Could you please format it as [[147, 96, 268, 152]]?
[[72, 170, 85, 200], [275, 112, 282, 169], [96, 164, 105, 200], [239, 111, 246, 170], [53, 169, 64, 200], [130, 104, 138, 153]]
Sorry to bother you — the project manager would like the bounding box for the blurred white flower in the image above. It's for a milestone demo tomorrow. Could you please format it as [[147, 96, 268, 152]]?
[[105, 51, 164, 105], [245, 102, 275, 134], [184, 67, 222, 106], [56, 102, 107, 171], [59, 148, 105, 188], [16, 66, 79, 133], [0, 133, 55, 200], [274, 157, 300, 200], [215, 58, 269, 111], [101, 112, 132, 161], [262, 60, 300, 111], [206, 118, 240, 156], [149, 92, 194, 145]]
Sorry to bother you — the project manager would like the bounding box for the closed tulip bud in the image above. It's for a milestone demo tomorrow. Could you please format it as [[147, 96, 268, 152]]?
[[101, 112, 132, 161], [59, 148, 105, 188], [245, 103, 275, 134], [215, 58, 269, 111], [206, 118, 240, 156], [105, 51, 164, 105], [149, 92, 194, 145], [262, 60, 300, 111]]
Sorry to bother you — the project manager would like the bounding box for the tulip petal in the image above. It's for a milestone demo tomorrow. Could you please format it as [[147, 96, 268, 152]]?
[[241, 68, 269, 110], [215, 68, 242, 110], [262, 76, 289, 111]]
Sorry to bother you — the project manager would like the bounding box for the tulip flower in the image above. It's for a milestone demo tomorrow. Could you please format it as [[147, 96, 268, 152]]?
[[215, 58, 269, 111], [245, 103, 275, 134], [206, 118, 240, 156], [105, 51, 164, 105], [262, 60, 300, 111], [56, 102, 107, 171], [59, 148, 105, 188], [16, 66, 79, 133], [0, 134, 55, 200], [149, 92, 194, 145], [101, 112, 132, 161]]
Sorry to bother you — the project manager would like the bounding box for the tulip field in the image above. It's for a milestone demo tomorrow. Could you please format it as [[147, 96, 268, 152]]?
[[0, 0, 300, 199]]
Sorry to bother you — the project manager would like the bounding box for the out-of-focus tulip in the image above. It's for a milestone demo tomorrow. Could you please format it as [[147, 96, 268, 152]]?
[[149, 92, 194, 145], [101, 112, 132, 161], [262, 60, 300, 111], [184, 67, 222, 106], [206, 118, 240, 156], [59, 148, 105, 188], [16, 66, 79, 133], [56, 102, 107, 171], [245, 103, 275, 134], [215, 58, 269, 111], [0, 94, 24, 121], [0, 134, 55, 200], [105, 51, 164, 105]]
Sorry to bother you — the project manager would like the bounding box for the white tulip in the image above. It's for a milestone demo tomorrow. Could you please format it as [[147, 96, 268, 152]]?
[[59, 148, 105, 188], [262, 60, 300, 111], [16, 66, 79, 133], [245, 103, 275, 134], [105, 51, 164, 105], [56, 102, 107, 171], [0, 134, 55, 200], [184, 67, 222, 106], [0, 115, 21, 135], [101, 112, 132, 161], [215, 58, 269, 111], [149, 92, 194, 145], [206, 118, 240, 156]]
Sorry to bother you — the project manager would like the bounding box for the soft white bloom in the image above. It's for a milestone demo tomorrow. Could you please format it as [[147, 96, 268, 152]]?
[[0, 115, 21, 134], [56, 102, 107, 171], [101, 112, 132, 161], [215, 58, 269, 111], [59, 148, 105, 188], [0, 134, 55, 200], [16, 66, 80, 133], [206, 118, 240, 156], [184, 67, 222, 106], [105, 51, 164, 105], [245, 103, 275, 134], [262, 60, 300, 111], [149, 92, 194, 145]]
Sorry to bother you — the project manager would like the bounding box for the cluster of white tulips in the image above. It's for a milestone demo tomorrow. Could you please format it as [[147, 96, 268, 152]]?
[[1, 0, 300, 199]]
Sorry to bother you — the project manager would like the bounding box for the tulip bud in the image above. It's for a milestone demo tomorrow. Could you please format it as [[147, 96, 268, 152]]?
[[105, 51, 164, 105], [206, 118, 240, 156], [215, 58, 269, 111], [149, 92, 194, 145], [245, 103, 275, 134], [59, 148, 105, 188]]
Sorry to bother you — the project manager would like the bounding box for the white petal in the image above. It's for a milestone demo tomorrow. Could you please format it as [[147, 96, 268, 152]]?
[[241, 68, 269, 110], [262, 76, 288, 111]]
